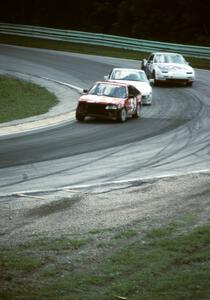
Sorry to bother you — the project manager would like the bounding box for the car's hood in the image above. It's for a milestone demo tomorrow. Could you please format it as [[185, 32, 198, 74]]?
[[108, 80, 152, 94], [80, 94, 123, 104], [156, 63, 194, 72]]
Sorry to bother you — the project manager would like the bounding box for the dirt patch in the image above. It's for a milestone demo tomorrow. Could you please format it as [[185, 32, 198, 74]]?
[[25, 196, 82, 218]]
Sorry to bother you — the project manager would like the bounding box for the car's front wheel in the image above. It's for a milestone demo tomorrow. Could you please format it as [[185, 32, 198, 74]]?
[[153, 71, 159, 86], [76, 112, 85, 122], [117, 108, 127, 122]]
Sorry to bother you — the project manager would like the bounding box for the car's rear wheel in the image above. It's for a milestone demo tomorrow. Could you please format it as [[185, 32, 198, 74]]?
[[117, 108, 127, 123], [133, 104, 141, 118], [76, 112, 85, 122]]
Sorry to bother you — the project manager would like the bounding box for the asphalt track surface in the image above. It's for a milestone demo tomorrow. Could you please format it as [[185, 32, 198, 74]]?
[[0, 44, 210, 196]]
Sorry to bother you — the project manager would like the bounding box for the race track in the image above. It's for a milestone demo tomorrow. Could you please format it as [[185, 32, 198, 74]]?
[[0, 44, 210, 196]]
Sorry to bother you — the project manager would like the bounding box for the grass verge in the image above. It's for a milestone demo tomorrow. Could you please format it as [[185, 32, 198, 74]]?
[[0, 75, 58, 123], [1, 222, 210, 299], [1, 34, 210, 70]]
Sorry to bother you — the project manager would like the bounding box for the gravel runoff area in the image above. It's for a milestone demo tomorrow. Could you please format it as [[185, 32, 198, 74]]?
[[1, 173, 210, 247]]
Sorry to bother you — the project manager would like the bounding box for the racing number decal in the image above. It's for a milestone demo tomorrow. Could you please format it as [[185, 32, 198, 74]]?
[[128, 86, 138, 115], [128, 97, 136, 113]]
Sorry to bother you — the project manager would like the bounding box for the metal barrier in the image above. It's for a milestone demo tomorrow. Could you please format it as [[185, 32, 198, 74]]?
[[0, 23, 210, 59]]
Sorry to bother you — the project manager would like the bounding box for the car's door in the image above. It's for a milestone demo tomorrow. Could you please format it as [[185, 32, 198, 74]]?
[[127, 86, 137, 115], [146, 54, 155, 77]]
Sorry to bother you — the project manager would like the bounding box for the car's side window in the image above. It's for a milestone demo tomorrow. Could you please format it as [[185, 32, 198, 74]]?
[[128, 86, 134, 98], [133, 87, 140, 97], [148, 55, 154, 63], [154, 55, 159, 63], [108, 70, 113, 79]]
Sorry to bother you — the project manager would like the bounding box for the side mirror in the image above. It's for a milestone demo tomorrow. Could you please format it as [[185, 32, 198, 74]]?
[[83, 89, 88, 94], [104, 75, 109, 80]]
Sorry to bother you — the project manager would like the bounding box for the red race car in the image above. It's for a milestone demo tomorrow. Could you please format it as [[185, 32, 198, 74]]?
[[76, 81, 142, 122]]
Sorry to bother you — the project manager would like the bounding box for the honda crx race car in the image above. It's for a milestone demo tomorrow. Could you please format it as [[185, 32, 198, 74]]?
[[76, 81, 142, 122]]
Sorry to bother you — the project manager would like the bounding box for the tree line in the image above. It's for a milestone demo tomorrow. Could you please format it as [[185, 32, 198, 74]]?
[[1, 0, 210, 46]]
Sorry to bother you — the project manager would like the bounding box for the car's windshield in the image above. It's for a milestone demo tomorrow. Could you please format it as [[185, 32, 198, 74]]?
[[110, 70, 147, 82], [89, 83, 127, 98], [154, 54, 186, 64]]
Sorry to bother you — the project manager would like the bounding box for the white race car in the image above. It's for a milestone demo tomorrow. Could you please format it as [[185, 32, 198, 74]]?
[[142, 52, 195, 86], [104, 68, 152, 105]]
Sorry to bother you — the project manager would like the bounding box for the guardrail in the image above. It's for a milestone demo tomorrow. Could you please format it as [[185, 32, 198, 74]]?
[[0, 23, 210, 60]]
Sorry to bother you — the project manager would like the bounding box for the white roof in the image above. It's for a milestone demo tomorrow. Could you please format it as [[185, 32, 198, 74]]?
[[151, 52, 183, 56], [112, 68, 144, 72]]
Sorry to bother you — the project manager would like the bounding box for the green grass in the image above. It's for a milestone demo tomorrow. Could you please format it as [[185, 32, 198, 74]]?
[[0, 75, 58, 123], [1, 33, 210, 69], [112, 228, 138, 240], [1, 224, 210, 300], [19, 235, 90, 251]]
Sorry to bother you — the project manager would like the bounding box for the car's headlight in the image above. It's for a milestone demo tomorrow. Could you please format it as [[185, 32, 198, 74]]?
[[143, 93, 152, 99], [105, 105, 117, 110]]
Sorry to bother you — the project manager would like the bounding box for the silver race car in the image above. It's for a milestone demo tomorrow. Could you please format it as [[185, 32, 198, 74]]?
[[142, 52, 195, 86]]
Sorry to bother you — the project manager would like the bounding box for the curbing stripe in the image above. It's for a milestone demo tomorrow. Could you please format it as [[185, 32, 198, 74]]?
[[6, 169, 210, 199], [0, 75, 83, 136]]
